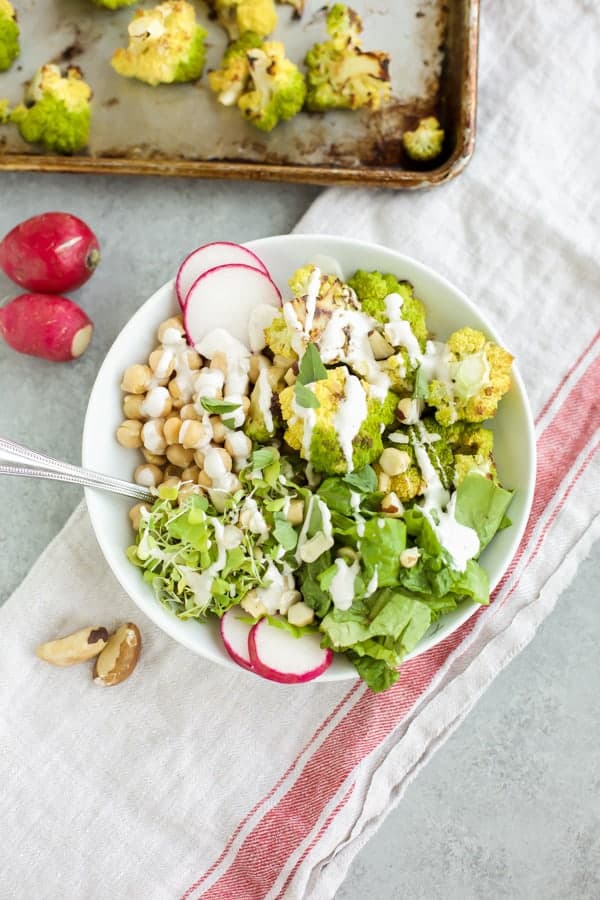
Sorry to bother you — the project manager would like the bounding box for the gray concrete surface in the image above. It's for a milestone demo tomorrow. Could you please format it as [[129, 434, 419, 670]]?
[[1, 173, 598, 898]]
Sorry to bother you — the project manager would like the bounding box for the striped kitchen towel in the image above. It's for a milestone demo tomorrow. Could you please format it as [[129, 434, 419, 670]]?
[[0, 0, 599, 897]]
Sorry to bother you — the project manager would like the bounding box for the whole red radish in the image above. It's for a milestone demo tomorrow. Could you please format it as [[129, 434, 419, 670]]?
[[0, 212, 100, 293], [0, 294, 93, 362]]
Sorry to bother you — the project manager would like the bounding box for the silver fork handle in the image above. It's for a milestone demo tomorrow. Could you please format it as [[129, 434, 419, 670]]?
[[0, 438, 154, 503], [0, 464, 154, 502]]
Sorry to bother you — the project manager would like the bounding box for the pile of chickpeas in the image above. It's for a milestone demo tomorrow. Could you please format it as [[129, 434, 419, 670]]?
[[117, 314, 264, 527]]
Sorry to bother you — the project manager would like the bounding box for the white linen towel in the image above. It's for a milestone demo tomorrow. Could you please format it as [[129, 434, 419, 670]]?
[[1, 1, 599, 897]]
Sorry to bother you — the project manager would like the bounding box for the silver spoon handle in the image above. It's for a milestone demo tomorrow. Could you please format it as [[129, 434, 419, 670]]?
[[0, 464, 154, 502], [0, 438, 153, 503]]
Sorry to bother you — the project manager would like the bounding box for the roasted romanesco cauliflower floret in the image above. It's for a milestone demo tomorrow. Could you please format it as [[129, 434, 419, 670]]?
[[0, 0, 19, 72], [111, 1, 207, 86], [10, 64, 91, 154], [377, 420, 455, 503], [348, 270, 428, 391], [0, 98, 10, 124], [348, 270, 428, 342], [304, 3, 391, 112], [276, 0, 304, 18], [91, 0, 137, 9], [280, 366, 396, 475], [208, 31, 263, 106], [207, 0, 278, 40], [448, 422, 498, 486], [245, 361, 284, 443], [402, 116, 445, 162], [237, 41, 306, 131], [427, 327, 513, 427]]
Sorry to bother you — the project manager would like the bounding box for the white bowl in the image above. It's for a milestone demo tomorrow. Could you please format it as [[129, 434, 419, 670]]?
[[82, 235, 536, 683]]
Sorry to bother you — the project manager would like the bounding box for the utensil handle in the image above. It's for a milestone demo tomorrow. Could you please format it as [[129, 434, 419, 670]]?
[[0, 464, 153, 503]]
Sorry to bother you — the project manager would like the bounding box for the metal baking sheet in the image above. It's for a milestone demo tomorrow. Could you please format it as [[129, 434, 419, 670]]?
[[0, 0, 478, 187]]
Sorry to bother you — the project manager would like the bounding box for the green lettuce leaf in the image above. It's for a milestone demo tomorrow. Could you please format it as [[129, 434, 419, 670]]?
[[454, 473, 514, 551], [360, 518, 406, 587], [347, 653, 400, 692]]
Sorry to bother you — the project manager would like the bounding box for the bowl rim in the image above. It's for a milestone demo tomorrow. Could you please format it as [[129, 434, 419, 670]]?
[[83, 234, 536, 683]]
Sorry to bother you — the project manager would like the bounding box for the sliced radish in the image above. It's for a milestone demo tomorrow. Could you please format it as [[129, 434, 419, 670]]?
[[184, 263, 281, 348], [248, 619, 333, 684], [176, 242, 269, 309], [220, 606, 254, 671]]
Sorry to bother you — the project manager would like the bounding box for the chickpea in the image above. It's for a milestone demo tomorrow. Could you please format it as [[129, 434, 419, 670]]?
[[134, 464, 163, 488], [197, 469, 212, 488], [267, 366, 285, 390], [224, 431, 252, 460], [180, 419, 212, 450], [400, 548, 421, 568], [210, 416, 227, 444], [162, 475, 181, 489], [210, 352, 228, 375], [379, 448, 411, 477], [129, 502, 151, 531], [164, 464, 183, 478], [273, 354, 296, 369], [203, 447, 233, 479], [183, 349, 201, 371], [148, 348, 175, 382], [142, 449, 166, 466], [241, 396, 251, 413], [157, 316, 184, 342], [178, 482, 202, 503], [168, 378, 185, 408], [140, 386, 172, 419], [180, 403, 200, 421], [248, 354, 264, 384], [123, 394, 145, 420], [286, 498, 305, 526], [181, 465, 200, 483], [284, 368, 297, 386], [141, 419, 167, 455], [121, 364, 152, 395], [163, 415, 183, 446], [116, 419, 143, 449], [166, 444, 194, 468], [378, 471, 391, 493], [193, 449, 206, 468]]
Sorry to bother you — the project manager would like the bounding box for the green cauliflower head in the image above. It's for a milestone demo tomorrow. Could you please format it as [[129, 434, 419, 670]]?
[[276, 264, 362, 356], [403, 115, 445, 162], [379, 419, 454, 503], [208, 32, 263, 106], [245, 362, 283, 443], [91, 0, 138, 8], [279, 365, 396, 475], [305, 4, 391, 111], [447, 422, 498, 486], [348, 270, 429, 389], [276, 0, 304, 18], [237, 41, 306, 132], [0, 0, 19, 72], [209, 0, 278, 40], [111, 1, 207, 86], [427, 327, 513, 427], [10, 64, 91, 154]]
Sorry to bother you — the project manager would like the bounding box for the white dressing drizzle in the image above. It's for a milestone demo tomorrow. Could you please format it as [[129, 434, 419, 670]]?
[[329, 557, 360, 611], [333, 369, 368, 472], [411, 422, 480, 572]]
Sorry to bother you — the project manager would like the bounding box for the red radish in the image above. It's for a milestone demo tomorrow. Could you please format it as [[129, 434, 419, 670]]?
[[0, 294, 93, 362], [0, 212, 100, 293], [176, 242, 269, 309], [220, 606, 254, 671], [248, 619, 333, 684], [184, 264, 281, 347]]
